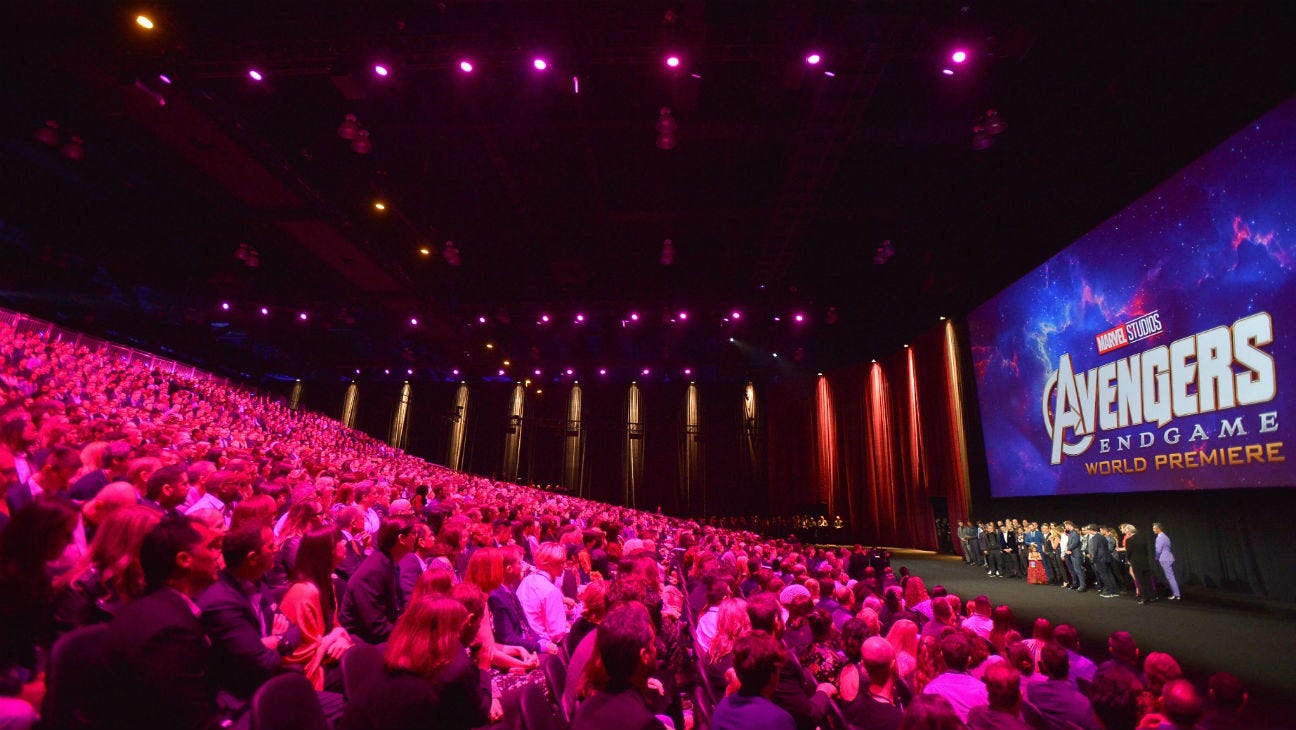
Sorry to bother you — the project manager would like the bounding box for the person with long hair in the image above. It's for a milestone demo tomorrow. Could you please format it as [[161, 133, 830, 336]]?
[[280, 527, 353, 690], [338, 595, 490, 730], [988, 605, 1017, 655], [910, 635, 946, 694], [267, 498, 324, 587], [904, 577, 933, 623], [0, 498, 79, 682], [53, 504, 161, 631], [886, 618, 921, 685], [800, 608, 848, 685], [701, 597, 749, 695]]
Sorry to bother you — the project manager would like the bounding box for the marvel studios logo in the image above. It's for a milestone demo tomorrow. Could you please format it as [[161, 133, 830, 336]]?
[[1095, 311, 1163, 355]]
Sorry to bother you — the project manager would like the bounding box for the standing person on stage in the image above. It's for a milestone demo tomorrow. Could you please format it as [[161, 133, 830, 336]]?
[[1123, 526, 1157, 604], [1062, 522, 1084, 591], [1152, 523, 1181, 601], [999, 524, 1019, 579], [983, 524, 1004, 577], [1089, 526, 1120, 598]]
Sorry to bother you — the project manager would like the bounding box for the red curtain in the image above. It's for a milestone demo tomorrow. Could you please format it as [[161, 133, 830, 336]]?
[[767, 320, 973, 549]]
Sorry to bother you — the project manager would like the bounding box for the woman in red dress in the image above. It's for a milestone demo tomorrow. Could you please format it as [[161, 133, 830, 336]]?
[[1026, 544, 1048, 585]]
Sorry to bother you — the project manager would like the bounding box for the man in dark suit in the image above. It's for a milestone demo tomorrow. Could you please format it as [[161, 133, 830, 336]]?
[[4, 445, 79, 514], [1062, 522, 1085, 590], [1024, 643, 1101, 730], [1090, 526, 1120, 598], [712, 630, 798, 730], [106, 514, 224, 730], [340, 516, 415, 644], [569, 604, 666, 730], [69, 440, 132, 501], [999, 525, 1019, 578], [1123, 526, 1157, 604], [489, 545, 545, 653], [142, 463, 190, 515], [983, 524, 1005, 577], [747, 593, 835, 730], [198, 522, 296, 705], [332, 506, 367, 582]]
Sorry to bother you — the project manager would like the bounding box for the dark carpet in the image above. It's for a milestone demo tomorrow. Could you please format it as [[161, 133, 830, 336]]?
[[886, 550, 1296, 728]]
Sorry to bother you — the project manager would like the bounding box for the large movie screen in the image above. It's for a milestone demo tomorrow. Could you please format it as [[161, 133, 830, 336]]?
[[968, 98, 1296, 498]]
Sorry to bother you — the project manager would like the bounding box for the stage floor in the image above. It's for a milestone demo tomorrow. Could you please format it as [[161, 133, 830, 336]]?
[[887, 550, 1296, 728]]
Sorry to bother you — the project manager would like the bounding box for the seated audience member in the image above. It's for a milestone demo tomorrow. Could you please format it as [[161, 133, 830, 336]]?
[[1139, 651, 1183, 717], [921, 631, 988, 722], [199, 520, 299, 707], [1025, 642, 1100, 730], [268, 498, 324, 587], [333, 506, 367, 582], [701, 597, 750, 695], [910, 635, 945, 694], [488, 545, 547, 653], [397, 522, 435, 607], [967, 663, 1033, 730], [1199, 672, 1248, 730], [695, 574, 734, 658], [107, 515, 224, 729], [747, 591, 836, 730], [338, 595, 490, 730], [838, 631, 904, 730], [567, 579, 608, 657], [340, 516, 415, 644], [0, 498, 79, 687], [281, 527, 354, 691], [960, 596, 994, 640], [517, 541, 573, 648], [1146, 679, 1204, 730], [69, 440, 130, 501], [799, 608, 847, 685], [1003, 642, 1044, 689], [901, 693, 965, 730], [921, 597, 957, 640], [713, 630, 797, 730], [1088, 665, 1143, 730], [53, 504, 159, 631], [885, 618, 920, 685], [1053, 624, 1098, 686], [570, 604, 666, 730], [1098, 631, 1145, 686]]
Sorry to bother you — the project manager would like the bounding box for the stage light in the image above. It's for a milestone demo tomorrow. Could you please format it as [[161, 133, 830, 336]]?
[[572, 76, 580, 94], [452, 369, 461, 376], [355, 369, 361, 375], [535, 389, 542, 395], [407, 368, 414, 375], [575, 313, 585, 323], [478, 316, 487, 324], [729, 337, 735, 342], [684, 368, 692, 376], [540, 314, 551, 323], [298, 312, 308, 321], [418, 247, 431, 256], [951, 50, 968, 64], [565, 368, 574, 376], [502, 360, 510, 366], [532, 58, 548, 71], [384, 369, 391, 374], [374, 64, 389, 77], [730, 311, 741, 320], [158, 74, 172, 85], [630, 312, 639, 321], [136, 15, 154, 30], [678, 311, 688, 321], [599, 368, 607, 376], [773, 316, 781, 322], [942, 68, 954, 76], [534, 369, 542, 376], [459, 60, 474, 73], [665, 56, 681, 68], [794, 313, 805, 322], [259, 307, 269, 316], [498, 369, 505, 376], [940, 316, 947, 320], [904, 344, 910, 348], [409, 317, 418, 326], [824, 71, 836, 78], [220, 302, 230, 311], [642, 368, 651, 376], [806, 53, 822, 65], [248, 69, 264, 82], [373, 201, 386, 211], [485, 343, 494, 350], [773, 353, 779, 358]]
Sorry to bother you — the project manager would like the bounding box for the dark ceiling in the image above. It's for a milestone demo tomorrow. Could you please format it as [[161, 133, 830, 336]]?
[[1, 1, 1293, 385]]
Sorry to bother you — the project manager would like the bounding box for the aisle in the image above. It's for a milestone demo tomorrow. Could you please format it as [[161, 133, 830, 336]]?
[[888, 550, 1296, 728]]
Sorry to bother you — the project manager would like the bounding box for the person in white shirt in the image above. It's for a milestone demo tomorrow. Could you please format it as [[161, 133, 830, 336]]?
[[516, 541, 571, 647]]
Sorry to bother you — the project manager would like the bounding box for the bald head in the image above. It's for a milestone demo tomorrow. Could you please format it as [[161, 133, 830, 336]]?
[[861, 636, 895, 686], [1161, 679, 1203, 725]]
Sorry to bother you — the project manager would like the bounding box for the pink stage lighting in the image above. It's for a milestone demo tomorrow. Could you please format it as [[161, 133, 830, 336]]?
[[409, 317, 418, 326], [498, 369, 506, 376], [532, 58, 548, 71], [575, 313, 585, 323], [665, 56, 681, 68], [478, 316, 487, 324], [565, 369, 574, 376], [459, 60, 474, 73], [540, 314, 551, 323], [678, 311, 688, 321], [951, 50, 968, 64], [630, 312, 639, 321], [942, 68, 955, 76], [534, 369, 542, 376], [220, 302, 230, 311], [730, 311, 741, 320], [298, 312, 308, 321], [452, 369, 460, 376], [407, 369, 414, 375], [684, 368, 692, 376], [259, 307, 269, 316], [806, 53, 822, 65], [794, 313, 805, 322], [599, 368, 607, 376], [642, 368, 651, 376], [374, 64, 389, 77], [159, 74, 172, 85], [384, 369, 390, 375], [248, 69, 264, 82], [355, 369, 361, 375]]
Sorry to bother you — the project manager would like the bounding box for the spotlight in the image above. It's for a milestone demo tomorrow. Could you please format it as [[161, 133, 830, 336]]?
[[806, 53, 822, 65], [642, 368, 651, 376], [540, 314, 551, 323], [565, 369, 574, 376], [951, 50, 968, 64], [459, 60, 474, 73], [452, 369, 461, 375], [599, 368, 607, 376], [373, 201, 386, 211], [678, 311, 688, 321], [729, 337, 735, 343], [794, 313, 805, 322], [259, 307, 269, 316], [630, 312, 640, 321], [773, 353, 779, 358], [684, 368, 692, 376], [665, 55, 681, 68], [498, 369, 506, 376], [220, 302, 230, 311], [575, 313, 585, 323], [355, 369, 361, 375], [479, 316, 487, 324], [418, 247, 431, 256], [248, 69, 264, 82], [384, 369, 391, 374], [503, 360, 510, 366], [407, 368, 414, 375], [534, 369, 542, 376], [158, 74, 172, 85], [730, 311, 741, 320], [485, 343, 494, 349], [532, 58, 548, 71], [298, 312, 308, 321], [374, 64, 389, 77], [824, 71, 836, 78], [136, 15, 154, 29], [942, 68, 955, 76], [409, 317, 418, 326]]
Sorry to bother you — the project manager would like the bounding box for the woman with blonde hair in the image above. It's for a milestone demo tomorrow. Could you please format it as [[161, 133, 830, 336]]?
[[885, 618, 920, 684], [701, 597, 749, 694], [339, 595, 489, 730], [54, 504, 160, 631]]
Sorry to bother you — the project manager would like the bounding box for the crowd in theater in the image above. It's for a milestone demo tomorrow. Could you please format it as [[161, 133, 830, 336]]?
[[0, 321, 1257, 729]]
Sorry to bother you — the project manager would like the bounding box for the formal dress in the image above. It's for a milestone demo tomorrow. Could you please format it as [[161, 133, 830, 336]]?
[[1026, 554, 1048, 585]]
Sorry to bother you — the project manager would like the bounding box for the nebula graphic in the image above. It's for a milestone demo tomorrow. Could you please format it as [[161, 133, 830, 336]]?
[[968, 98, 1296, 498]]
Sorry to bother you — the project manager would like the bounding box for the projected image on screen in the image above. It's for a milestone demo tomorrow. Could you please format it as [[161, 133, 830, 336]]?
[[968, 98, 1296, 498]]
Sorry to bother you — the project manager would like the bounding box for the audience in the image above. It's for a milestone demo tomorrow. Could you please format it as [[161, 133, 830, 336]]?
[[712, 630, 797, 730]]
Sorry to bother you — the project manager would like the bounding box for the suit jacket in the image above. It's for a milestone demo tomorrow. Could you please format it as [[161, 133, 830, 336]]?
[[1125, 532, 1152, 570], [489, 584, 542, 653], [197, 571, 292, 700], [1025, 679, 1100, 730], [338, 651, 490, 730], [1090, 535, 1114, 565], [983, 531, 1003, 551], [335, 534, 365, 582], [713, 692, 797, 730], [1063, 531, 1082, 558], [1001, 531, 1018, 552], [774, 644, 830, 730], [4, 482, 33, 517], [68, 470, 110, 501], [340, 551, 400, 644], [107, 588, 220, 730], [396, 552, 426, 608], [571, 684, 666, 730]]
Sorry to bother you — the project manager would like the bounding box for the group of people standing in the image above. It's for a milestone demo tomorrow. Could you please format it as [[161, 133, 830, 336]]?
[[956, 520, 1181, 603]]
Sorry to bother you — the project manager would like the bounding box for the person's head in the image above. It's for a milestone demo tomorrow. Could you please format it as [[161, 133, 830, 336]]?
[[1040, 641, 1070, 680], [1090, 665, 1143, 730], [1161, 678, 1203, 726], [205, 470, 241, 503], [972, 595, 991, 617], [1, 497, 79, 574], [451, 582, 487, 644], [501, 544, 525, 584], [1030, 617, 1053, 642], [1143, 651, 1182, 696], [1108, 630, 1139, 664], [69, 504, 160, 599], [465, 546, 505, 593], [37, 445, 82, 494], [862, 636, 896, 688], [939, 631, 971, 672], [534, 541, 568, 578], [900, 693, 964, 730], [1152, 522, 1164, 534], [413, 566, 456, 601], [982, 662, 1022, 712], [294, 526, 343, 620], [886, 618, 919, 657], [1208, 672, 1246, 712], [83, 482, 140, 526], [230, 494, 277, 530], [841, 618, 869, 663], [903, 576, 929, 607], [385, 595, 470, 677], [591, 604, 656, 689], [1005, 641, 1035, 677], [376, 516, 416, 558], [579, 579, 609, 624], [221, 521, 275, 581], [747, 591, 783, 636], [1053, 623, 1080, 651], [732, 630, 787, 698], [140, 514, 222, 595]]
